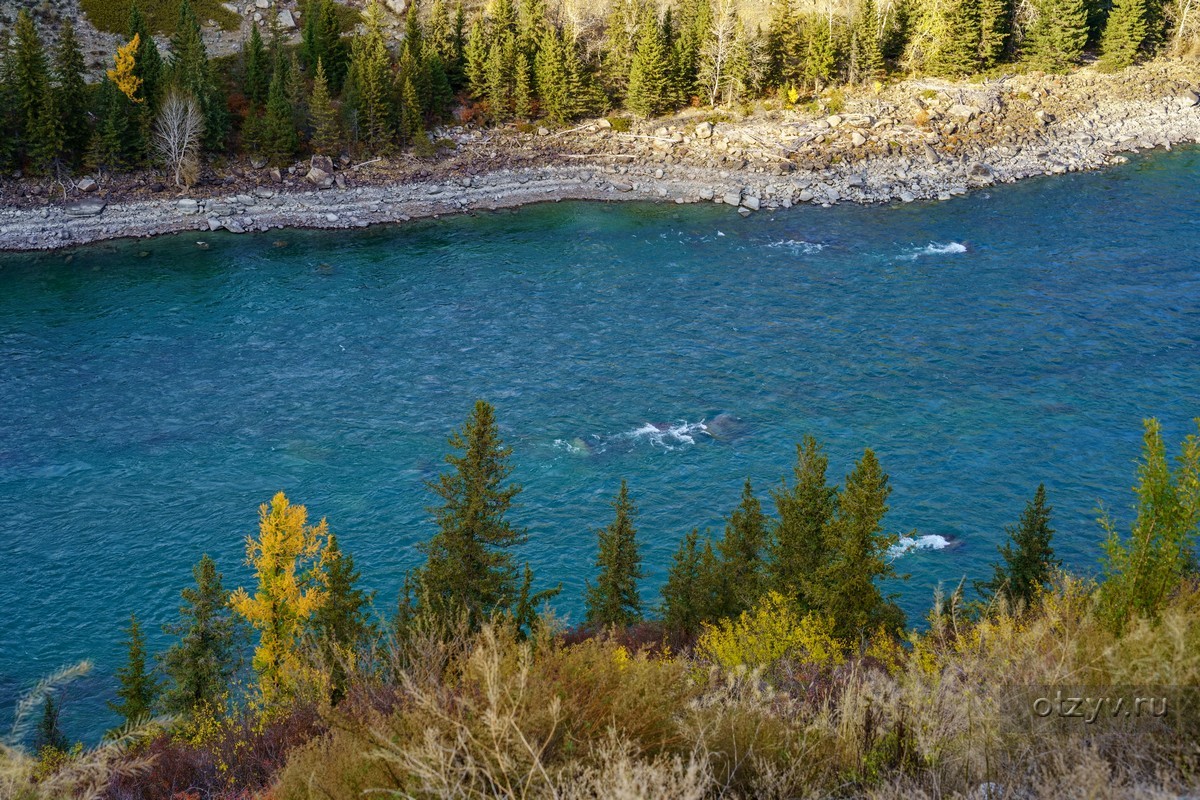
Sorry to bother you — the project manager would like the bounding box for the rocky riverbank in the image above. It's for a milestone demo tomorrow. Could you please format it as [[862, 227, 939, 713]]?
[[2, 60, 1198, 252]]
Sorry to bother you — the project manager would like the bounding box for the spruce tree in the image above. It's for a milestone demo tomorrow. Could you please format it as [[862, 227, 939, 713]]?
[[535, 28, 569, 122], [1098, 0, 1148, 70], [244, 22, 269, 106], [1025, 0, 1088, 71], [513, 51, 533, 118], [810, 449, 905, 641], [661, 529, 722, 636], [485, 32, 518, 118], [976, 0, 1010, 68], [160, 554, 243, 717], [260, 66, 298, 165], [302, 0, 349, 90], [0, 36, 16, 172], [765, 0, 802, 89], [108, 615, 159, 728], [771, 435, 837, 608], [170, 0, 228, 151], [409, 400, 559, 629], [349, 1, 396, 150], [853, 0, 885, 83], [715, 479, 770, 618], [397, 69, 425, 146], [464, 16, 490, 97], [128, 3, 164, 112], [308, 58, 342, 155], [52, 18, 89, 166], [89, 79, 137, 173], [34, 695, 69, 753], [11, 10, 48, 163], [673, 0, 712, 101], [312, 533, 374, 703], [585, 480, 645, 628], [602, 0, 645, 102], [976, 484, 1059, 611], [626, 11, 672, 118], [802, 14, 838, 89], [927, 0, 981, 77], [29, 86, 65, 175]]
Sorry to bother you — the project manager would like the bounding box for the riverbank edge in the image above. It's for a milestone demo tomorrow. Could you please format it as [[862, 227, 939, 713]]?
[[2, 62, 1199, 253]]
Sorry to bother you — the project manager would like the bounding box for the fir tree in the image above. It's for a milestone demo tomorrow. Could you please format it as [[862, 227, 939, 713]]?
[[673, 0, 713, 101], [810, 449, 905, 641], [34, 695, 69, 754], [585, 480, 645, 628], [765, 0, 802, 89], [408, 400, 560, 629], [1098, 0, 1149, 69], [976, 0, 1010, 68], [485, 32, 518, 118], [312, 533, 374, 703], [302, 0, 350, 90], [308, 58, 342, 155], [0, 36, 16, 172], [397, 68, 425, 145], [244, 22, 269, 106], [128, 3, 164, 112], [160, 554, 243, 716], [89, 79, 137, 173], [771, 435, 837, 608], [626, 11, 672, 118], [52, 18, 90, 166], [349, 1, 396, 150], [170, 0, 228, 151], [853, 0, 885, 83], [513, 51, 533, 118], [715, 479, 770, 618], [926, 0, 981, 77], [260, 65, 298, 165], [661, 528, 721, 636], [108, 615, 159, 728], [1025, 0, 1088, 71], [29, 85, 64, 175], [464, 16, 490, 97], [976, 484, 1059, 611], [11, 10, 48, 162], [535, 28, 570, 122], [803, 13, 839, 89]]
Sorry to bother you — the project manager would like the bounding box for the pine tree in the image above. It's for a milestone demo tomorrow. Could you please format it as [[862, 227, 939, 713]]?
[[603, 0, 646, 102], [0, 35, 16, 172], [160, 555, 243, 717], [485, 32, 518, 118], [853, 0, 885, 83], [308, 58, 342, 155], [302, 0, 350, 90], [765, 0, 802, 89], [464, 16, 490, 97], [11, 10, 48, 164], [108, 615, 159, 728], [89, 79, 137, 173], [312, 533, 374, 703], [409, 401, 559, 629], [513, 51, 533, 118], [661, 528, 722, 636], [927, 0, 981, 76], [52, 18, 89, 166], [976, 0, 1010, 68], [976, 484, 1059, 611], [34, 695, 69, 754], [170, 0, 228, 151], [28, 85, 65, 175], [585, 480, 645, 628], [673, 0, 712, 101], [260, 65, 298, 165], [230, 493, 329, 706], [1098, 0, 1149, 69], [1025, 0, 1088, 71], [397, 69, 425, 146], [715, 479, 770, 618], [244, 22, 269, 105], [535, 28, 569, 122], [626, 11, 672, 118], [809, 449, 905, 642], [349, 1, 396, 150], [802, 12, 839, 89], [128, 3, 164, 112], [771, 435, 837, 608]]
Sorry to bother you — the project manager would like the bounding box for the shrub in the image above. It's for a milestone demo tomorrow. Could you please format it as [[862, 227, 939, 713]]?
[[697, 592, 845, 673], [79, 0, 239, 34]]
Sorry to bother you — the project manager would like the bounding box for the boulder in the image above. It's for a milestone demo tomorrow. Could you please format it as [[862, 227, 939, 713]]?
[[826, 115, 843, 127], [694, 121, 713, 139], [1179, 89, 1200, 107], [254, 186, 276, 199], [223, 219, 246, 234], [597, 118, 612, 129], [64, 199, 106, 217], [254, 0, 268, 8], [610, 181, 634, 192], [699, 187, 715, 200], [722, 189, 742, 206], [250, 156, 268, 169], [948, 103, 980, 120], [741, 195, 760, 211], [277, 9, 295, 28], [77, 177, 98, 193], [851, 131, 867, 147], [922, 143, 940, 164], [537, 126, 550, 136], [177, 198, 200, 214]]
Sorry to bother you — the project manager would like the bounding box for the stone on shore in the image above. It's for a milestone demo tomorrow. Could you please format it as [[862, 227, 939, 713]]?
[[277, 9, 295, 28], [722, 189, 742, 206], [611, 181, 633, 192], [695, 121, 713, 139], [922, 143, 940, 164], [65, 199, 106, 217], [77, 177, 98, 193], [177, 199, 199, 214], [851, 131, 867, 146], [741, 195, 760, 211]]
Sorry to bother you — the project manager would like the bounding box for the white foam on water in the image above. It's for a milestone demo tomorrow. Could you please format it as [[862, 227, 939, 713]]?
[[620, 420, 708, 450], [889, 534, 952, 558], [903, 241, 968, 259], [767, 239, 826, 254]]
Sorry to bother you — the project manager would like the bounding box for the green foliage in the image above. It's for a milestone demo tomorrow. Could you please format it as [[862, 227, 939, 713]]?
[[977, 0, 1011, 68], [80, 0, 239, 35], [715, 479, 770, 618], [348, 1, 396, 150], [585, 480, 645, 628], [852, 0, 886, 83], [766, 0, 802, 89], [660, 528, 721, 635], [770, 435, 836, 608], [108, 615, 159, 730], [302, 0, 350, 92], [28, 85, 65, 175], [11, 10, 48, 165], [1098, 419, 1200, 631], [1024, 0, 1089, 71], [88, 79, 140, 173], [51, 19, 90, 166], [976, 484, 1060, 611], [160, 554, 243, 717], [243, 22, 269, 106], [260, 65, 299, 165], [169, 0, 228, 151], [308, 58, 342, 156], [407, 400, 559, 631], [627, 10, 673, 118], [313, 533, 375, 703], [33, 695, 69, 754], [925, 0, 982, 76], [128, 3, 165, 112], [1099, 0, 1149, 69]]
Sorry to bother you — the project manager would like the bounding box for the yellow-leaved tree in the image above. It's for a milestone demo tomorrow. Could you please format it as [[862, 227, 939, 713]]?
[[231, 492, 328, 707], [107, 34, 144, 103]]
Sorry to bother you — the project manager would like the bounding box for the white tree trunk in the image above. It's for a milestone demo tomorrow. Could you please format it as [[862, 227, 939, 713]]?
[[153, 91, 205, 189]]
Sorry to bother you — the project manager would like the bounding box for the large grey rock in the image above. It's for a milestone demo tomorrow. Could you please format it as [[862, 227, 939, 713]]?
[[722, 189, 742, 206], [741, 195, 760, 211], [77, 177, 98, 193], [64, 199, 106, 217], [254, 186, 276, 199], [1179, 89, 1200, 107], [694, 121, 713, 139], [922, 143, 940, 164], [851, 131, 867, 147], [948, 103, 980, 120], [177, 198, 199, 214], [223, 219, 246, 234], [306, 166, 329, 185], [610, 181, 634, 192], [698, 187, 714, 200], [277, 9, 295, 28]]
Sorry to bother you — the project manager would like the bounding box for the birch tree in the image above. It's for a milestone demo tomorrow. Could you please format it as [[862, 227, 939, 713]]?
[[152, 90, 204, 188], [700, 0, 740, 105]]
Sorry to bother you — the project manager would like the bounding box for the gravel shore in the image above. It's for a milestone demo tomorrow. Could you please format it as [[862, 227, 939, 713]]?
[[2, 60, 1198, 252]]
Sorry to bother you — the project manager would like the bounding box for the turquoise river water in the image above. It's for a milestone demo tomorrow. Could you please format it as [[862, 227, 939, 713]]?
[[2, 148, 1199, 741]]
